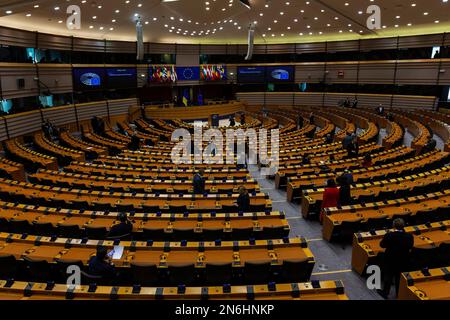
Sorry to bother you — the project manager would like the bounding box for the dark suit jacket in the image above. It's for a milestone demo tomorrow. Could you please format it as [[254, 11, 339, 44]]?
[[88, 256, 116, 279], [380, 230, 414, 270], [193, 174, 206, 194], [237, 193, 250, 212]]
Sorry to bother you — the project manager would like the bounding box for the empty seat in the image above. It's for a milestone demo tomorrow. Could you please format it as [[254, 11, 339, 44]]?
[[54, 259, 84, 283], [92, 202, 111, 212], [141, 228, 166, 241], [23, 256, 53, 282], [70, 200, 89, 210], [280, 259, 311, 283], [231, 227, 253, 240], [201, 228, 225, 241], [0, 217, 9, 232], [33, 222, 55, 237], [140, 205, 160, 213], [244, 261, 272, 284], [366, 216, 389, 231], [84, 226, 108, 240], [204, 263, 233, 286], [9, 219, 32, 234], [262, 226, 288, 239], [115, 204, 135, 212], [337, 219, 363, 242], [130, 262, 159, 286], [169, 205, 187, 213], [168, 264, 196, 286], [172, 229, 196, 241], [57, 224, 83, 238], [0, 254, 18, 280], [411, 247, 439, 270]]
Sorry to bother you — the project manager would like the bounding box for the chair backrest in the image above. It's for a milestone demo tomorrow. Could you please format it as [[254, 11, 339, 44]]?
[[205, 263, 233, 286], [9, 219, 32, 234], [244, 261, 272, 284], [23, 256, 52, 282], [85, 226, 108, 240], [168, 264, 196, 286], [281, 259, 311, 283], [142, 228, 165, 241], [130, 262, 159, 286], [33, 222, 55, 237], [58, 224, 83, 238], [0, 254, 17, 279]]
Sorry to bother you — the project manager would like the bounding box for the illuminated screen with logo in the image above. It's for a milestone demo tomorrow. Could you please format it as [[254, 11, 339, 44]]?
[[266, 66, 294, 82], [73, 68, 105, 91], [177, 67, 200, 81], [150, 65, 177, 83], [237, 66, 266, 83], [106, 68, 137, 89], [200, 65, 227, 81]]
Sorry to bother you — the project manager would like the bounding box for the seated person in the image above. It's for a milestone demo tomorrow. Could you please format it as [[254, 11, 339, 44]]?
[[107, 212, 133, 239], [88, 246, 117, 282], [235, 186, 250, 212], [193, 169, 206, 194]]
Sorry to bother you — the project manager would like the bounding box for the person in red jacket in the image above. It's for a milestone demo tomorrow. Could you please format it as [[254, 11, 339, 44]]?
[[320, 179, 340, 223]]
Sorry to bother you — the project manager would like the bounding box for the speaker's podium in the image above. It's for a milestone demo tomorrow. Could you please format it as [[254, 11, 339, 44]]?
[[210, 114, 220, 128]]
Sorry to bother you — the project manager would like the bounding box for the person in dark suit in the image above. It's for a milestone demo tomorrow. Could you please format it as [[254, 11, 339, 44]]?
[[229, 115, 236, 127], [377, 218, 414, 299], [107, 212, 133, 239], [235, 186, 250, 212], [297, 115, 304, 129], [342, 132, 353, 150], [325, 134, 333, 144], [193, 169, 206, 194], [128, 134, 140, 151], [337, 174, 352, 206], [88, 246, 116, 282]]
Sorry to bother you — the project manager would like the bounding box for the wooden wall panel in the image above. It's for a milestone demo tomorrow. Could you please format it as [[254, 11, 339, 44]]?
[[437, 61, 450, 85], [396, 61, 440, 85], [108, 98, 138, 117], [37, 33, 72, 51], [0, 64, 38, 99], [41, 105, 77, 127], [295, 42, 327, 54], [360, 37, 398, 51], [398, 34, 444, 49], [200, 45, 227, 54], [355, 94, 392, 108], [106, 40, 135, 54], [294, 93, 323, 106], [392, 95, 437, 110], [236, 92, 264, 106], [295, 63, 326, 83], [72, 38, 105, 52], [0, 26, 36, 47], [0, 117, 8, 141], [326, 63, 358, 84], [265, 93, 294, 106], [148, 43, 176, 54], [266, 44, 296, 54], [76, 101, 108, 122], [177, 44, 199, 55], [37, 65, 73, 94], [327, 40, 360, 53], [358, 62, 395, 84], [5, 111, 42, 139]]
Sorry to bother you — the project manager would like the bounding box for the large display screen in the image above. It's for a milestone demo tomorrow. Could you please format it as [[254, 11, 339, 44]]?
[[106, 68, 137, 89], [200, 65, 226, 81], [150, 65, 177, 83], [177, 66, 200, 81], [73, 68, 106, 90], [266, 66, 294, 82], [237, 66, 266, 83]]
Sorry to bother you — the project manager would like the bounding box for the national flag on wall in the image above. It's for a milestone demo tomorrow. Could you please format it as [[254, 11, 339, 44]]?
[[182, 89, 190, 106]]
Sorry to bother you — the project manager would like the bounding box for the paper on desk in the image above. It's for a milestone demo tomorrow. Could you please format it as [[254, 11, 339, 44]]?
[[112, 245, 124, 260]]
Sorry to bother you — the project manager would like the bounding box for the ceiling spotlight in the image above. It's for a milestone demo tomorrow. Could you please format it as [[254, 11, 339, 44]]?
[[239, 0, 251, 9]]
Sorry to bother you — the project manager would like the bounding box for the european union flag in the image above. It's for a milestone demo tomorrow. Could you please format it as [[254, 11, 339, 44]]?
[[177, 67, 200, 81]]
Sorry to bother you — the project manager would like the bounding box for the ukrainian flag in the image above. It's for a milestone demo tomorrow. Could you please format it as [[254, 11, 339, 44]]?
[[182, 89, 189, 106]]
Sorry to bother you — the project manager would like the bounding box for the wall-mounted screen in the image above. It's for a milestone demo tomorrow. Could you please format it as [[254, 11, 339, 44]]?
[[266, 66, 294, 82], [73, 68, 105, 91], [39, 95, 54, 107], [200, 65, 227, 81], [106, 68, 137, 89], [150, 65, 177, 83], [177, 66, 200, 81], [237, 66, 266, 83]]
